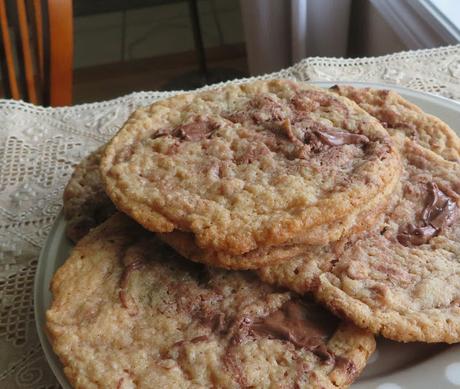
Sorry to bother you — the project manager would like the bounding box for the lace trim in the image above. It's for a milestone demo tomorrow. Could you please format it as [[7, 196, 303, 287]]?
[[0, 44, 459, 388]]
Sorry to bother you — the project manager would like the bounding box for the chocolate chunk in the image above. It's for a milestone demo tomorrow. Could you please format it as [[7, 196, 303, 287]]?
[[224, 300, 338, 387], [191, 335, 209, 343], [312, 127, 369, 147], [334, 356, 357, 377], [170, 116, 220, 141], [398, 182, 458, 246], [119, 259, 145, 312], [397, 224, 437, 246], [249, 299, 338, 352], [279, 118, 368, 151], [422, 182, 457, 229], [313, 343, 335, 364]]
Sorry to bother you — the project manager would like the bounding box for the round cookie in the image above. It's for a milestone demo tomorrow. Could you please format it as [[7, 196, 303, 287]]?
[[63, 146, 115, 242], [100, 79, 400, 257], [259, 139, 460, 343], [331, 84, 460, 162], [47, 213, 376, 389]]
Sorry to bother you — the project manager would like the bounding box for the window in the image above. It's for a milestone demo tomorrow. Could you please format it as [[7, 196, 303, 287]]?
[[370, 0, 459, 49]]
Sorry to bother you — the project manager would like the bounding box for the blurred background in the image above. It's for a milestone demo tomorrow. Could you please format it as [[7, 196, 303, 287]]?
[[1, 0, 459, 105]]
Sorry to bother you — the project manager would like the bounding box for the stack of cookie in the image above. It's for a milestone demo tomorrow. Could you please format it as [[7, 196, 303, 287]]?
[[47, 79, 460, 388]]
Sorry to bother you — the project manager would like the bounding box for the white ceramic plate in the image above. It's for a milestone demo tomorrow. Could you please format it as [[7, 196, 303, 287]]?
[[35, 82, 460, 389]]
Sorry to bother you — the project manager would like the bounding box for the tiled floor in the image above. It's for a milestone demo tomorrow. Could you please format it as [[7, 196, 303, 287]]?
[[74, 0, 244, 68], [73, 0, 246, 103], [73, 45, 248, 103]]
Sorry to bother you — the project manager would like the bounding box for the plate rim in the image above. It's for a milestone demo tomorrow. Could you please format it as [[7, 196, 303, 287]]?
[[34, 210, 72, 388]]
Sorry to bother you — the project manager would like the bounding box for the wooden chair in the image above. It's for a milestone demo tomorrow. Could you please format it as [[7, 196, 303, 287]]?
[[0, 0, 73, 106]]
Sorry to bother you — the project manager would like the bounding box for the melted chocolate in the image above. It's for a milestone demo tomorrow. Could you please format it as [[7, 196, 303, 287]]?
[[398, 182, 457, 246], [250, 300, 338, 357], [119, 260, 145, 311], [176, 118, 219, 141], [191, 335, 209, 343], [278, 118, 368, 151], [334, 356, 357, 377], [313, 343, 335, 364], [397, 224, 437, 246], [312, 127, 369, 147], [422, 182, 457, 228]]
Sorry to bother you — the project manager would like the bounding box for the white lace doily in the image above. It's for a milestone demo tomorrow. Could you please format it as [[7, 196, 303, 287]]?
[[1, 44, 460, 388]]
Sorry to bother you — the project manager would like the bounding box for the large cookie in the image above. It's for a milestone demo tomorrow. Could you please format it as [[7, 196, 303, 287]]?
[[259, 139, 460, 343], [100, 79, 400, 257], [47, 213, 375, 388], [331, 85, 460, 162]]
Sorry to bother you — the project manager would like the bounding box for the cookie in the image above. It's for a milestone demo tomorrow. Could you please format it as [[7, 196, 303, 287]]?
[[259, 139, 460, 343], [62, 145, 397, 268], [331, 84, 460, 162], [63, 146, 116, 242], [47, 213, 375, 388], [158, 173, 397, 269], [100, 79, 400, 257]]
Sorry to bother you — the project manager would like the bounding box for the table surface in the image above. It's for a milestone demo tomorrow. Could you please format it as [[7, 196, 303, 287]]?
[[1, 44, 460, 388]]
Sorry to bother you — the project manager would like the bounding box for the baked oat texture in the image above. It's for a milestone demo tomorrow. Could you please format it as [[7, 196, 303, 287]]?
[[259, 139, 460, 343], [331, 84, 460, 162], [158, 176, 396, 270], [63, 146, 116, 242], [61, 143, 395, 268], [62, 144, 397, 268], [100, 79, 400, 257], [46, 213, 376, 389]]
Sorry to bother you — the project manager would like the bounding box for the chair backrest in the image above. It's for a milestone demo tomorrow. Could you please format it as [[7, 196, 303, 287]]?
[[0, 0, 73, 106]]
